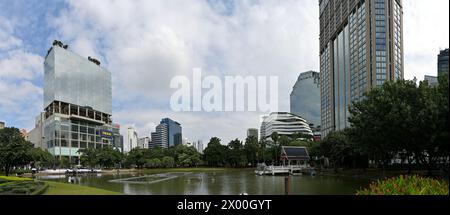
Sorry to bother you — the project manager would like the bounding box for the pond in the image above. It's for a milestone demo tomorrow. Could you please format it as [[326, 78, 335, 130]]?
[[36, 169, 371, 195]]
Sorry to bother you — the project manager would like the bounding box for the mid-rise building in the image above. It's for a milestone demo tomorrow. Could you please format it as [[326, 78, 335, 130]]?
[[125, 127, 138, 153], [195, 140, 204, 154], [247, 128, 259, 139], [320, 0, 404, 137], [259, 116, 268, 141], [150, 123, 168, 149], [27, 113, 45, 148], [42, 40, 120, 164], [438, 49, 449, 77], [424, 75, 439, 87], [160, 118, 182, 147], [138, 137, 150, 149], [260, 112, 313, 141], [0, 121, 4, 129], [112, 123, 123, 152], [290, 71, 321, 127]]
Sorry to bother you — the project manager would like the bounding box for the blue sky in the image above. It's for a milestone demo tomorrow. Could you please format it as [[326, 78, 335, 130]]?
[[0, 0, 449, 144]]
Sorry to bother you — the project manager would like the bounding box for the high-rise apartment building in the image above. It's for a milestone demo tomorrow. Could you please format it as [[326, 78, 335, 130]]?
[[124, 127, 138, 153], [438, 49, 449, 77], [319, 0, 404, 137], [150, 123, 168, 149], [290, 71, 321, 127], [42, 40, 120, 164]]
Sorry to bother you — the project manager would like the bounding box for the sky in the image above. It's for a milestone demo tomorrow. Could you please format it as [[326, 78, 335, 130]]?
[[0, 0, 449, 145]]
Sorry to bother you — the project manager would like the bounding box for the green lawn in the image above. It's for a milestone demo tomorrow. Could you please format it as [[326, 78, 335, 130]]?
[[43, 181, 121, 195]]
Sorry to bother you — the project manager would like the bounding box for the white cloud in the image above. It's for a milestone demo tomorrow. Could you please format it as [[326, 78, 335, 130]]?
[[0, 17, 22, 50], [47, 0, 449, 143], [404, 0, 449, 80], [0, 17, 43, 130], [50, 0, 319, 143]]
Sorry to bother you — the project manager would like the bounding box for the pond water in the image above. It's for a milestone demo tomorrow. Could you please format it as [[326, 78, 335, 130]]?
[[37, 169, 371, 195]]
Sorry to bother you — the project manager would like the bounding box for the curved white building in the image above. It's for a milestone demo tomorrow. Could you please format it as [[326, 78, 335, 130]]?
[[260, 112, 313, 141]]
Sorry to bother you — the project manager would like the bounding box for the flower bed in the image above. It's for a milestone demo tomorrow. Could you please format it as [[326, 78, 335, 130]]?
[[356, 175, 449, 195]]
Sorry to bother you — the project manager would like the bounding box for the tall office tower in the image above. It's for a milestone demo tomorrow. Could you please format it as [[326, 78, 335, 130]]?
[[43, 40, 120, 164], [196, 140, 204, 154], [160, 118, 182, 147], [290, 71, 321, 127], [150, 123, 168, 149], [438, 49, 449, 77], [319, 0, 404, 137], [124, 127, 138, 153]]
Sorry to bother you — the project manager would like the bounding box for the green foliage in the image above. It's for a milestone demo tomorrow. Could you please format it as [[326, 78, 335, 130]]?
[[125, 148, 147, 168], [348, 78, 449, 175], [162, 156, 175, 168], [356, 175, 449, 195], [0, 128, 34, 176], [227, 139, 247, 167], [203, 137, 228, 167], [29, 148, 55, 168]]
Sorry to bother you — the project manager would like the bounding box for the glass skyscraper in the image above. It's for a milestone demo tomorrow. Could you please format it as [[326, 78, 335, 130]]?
[[290, 71, 321, 127], [160, 118, 182, 147], [319, 0, 404, 137], [42, 41, 120, 164], [438, 49, 449, 77]]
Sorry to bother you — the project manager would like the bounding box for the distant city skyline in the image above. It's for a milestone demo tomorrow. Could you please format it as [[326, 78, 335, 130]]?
[[0, 0, 448, 144]]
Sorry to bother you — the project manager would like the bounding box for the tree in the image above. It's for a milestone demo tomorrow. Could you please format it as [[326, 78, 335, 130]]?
[[96, 147, 123, 168], [126, 148, 147, 168], [244, 136, 260, 167], [227, 139, 246, 167], [349, 78, 449, 175], [29, 148, 54, 169], [203, 137, 228, 167], [0, 128, 33, 176], [78, 148, 98, 168], [162, 156, 175, 168], [146, 158, 161, 168]]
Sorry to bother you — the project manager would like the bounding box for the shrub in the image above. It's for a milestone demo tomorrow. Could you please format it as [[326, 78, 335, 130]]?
[[357, 175, 449, 195]]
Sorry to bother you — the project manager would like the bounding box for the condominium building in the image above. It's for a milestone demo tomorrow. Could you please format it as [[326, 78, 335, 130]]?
[[124, 127, 138, 153], [150, 123, 168, 149], [290, 71, 321, 127], [320, 0, 404, 137], [138, 137, 150, 149], [41, 40, 120, 164], [260, 112, 313, 141]]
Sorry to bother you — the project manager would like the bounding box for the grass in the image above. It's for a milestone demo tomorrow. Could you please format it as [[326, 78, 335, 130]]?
[[0, 175, 32, 182], [43, 181, 121, 195]]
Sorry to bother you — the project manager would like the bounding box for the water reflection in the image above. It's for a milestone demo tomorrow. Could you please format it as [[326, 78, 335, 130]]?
[[37, 170, 370, 195]]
